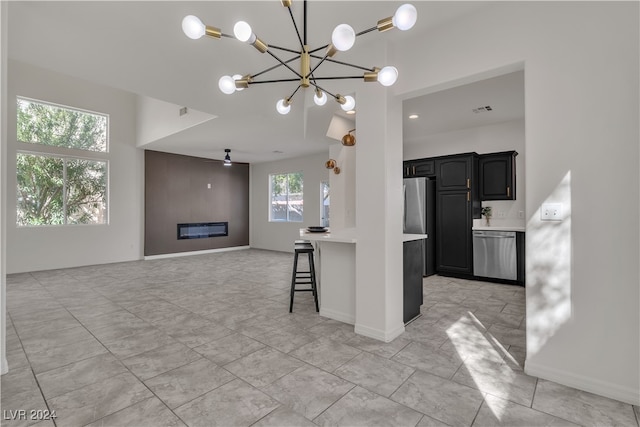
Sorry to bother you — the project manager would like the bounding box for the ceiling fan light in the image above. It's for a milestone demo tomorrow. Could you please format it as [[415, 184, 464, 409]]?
[[340, 95, 355, 111], [314, 90, 327, 106], [182, 15, 206, 39], [276, 98, 291, 115], [378, 66, 398, 86], [331, 24, 356, 52], [392, 4, 417, 31], [218, 75, 236, 94], [234, 21, 254, 42]]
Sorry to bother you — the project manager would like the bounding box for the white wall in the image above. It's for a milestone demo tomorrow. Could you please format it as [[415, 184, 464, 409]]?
[[391, 2, 639, 404], [250, 152, 329, 253], [136, 95, 215, 146], [405, 119, 526, 227], [7, 61, 144, 273], [1, 1, 8, 375]]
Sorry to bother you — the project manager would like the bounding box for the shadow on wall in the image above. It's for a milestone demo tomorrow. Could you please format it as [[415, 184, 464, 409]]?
[[526, 171, 572, 356]]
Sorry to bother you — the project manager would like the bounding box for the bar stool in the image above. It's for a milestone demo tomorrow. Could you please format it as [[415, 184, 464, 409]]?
[[290, 242, 319, 313]]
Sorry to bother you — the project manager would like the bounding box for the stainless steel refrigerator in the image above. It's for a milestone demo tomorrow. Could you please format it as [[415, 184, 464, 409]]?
[[403, 177, 436, 276]]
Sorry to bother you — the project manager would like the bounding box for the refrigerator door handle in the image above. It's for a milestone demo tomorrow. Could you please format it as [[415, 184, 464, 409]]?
[[403, 184, 407, 230]]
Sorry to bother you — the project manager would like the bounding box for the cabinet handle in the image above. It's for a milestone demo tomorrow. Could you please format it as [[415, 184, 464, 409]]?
[[405, 167, 409, 176], [467, 178, 470, 189], [412, 166, 416, 175], [507, 186, 511, 197], [467, 192, 470, 202]]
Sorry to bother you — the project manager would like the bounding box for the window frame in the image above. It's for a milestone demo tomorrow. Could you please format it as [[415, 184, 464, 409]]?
[[15, 96, 111, 227], [268, 172, 304, 223]]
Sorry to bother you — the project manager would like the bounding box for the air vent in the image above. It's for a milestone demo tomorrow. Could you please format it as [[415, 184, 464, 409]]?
[[179, 107, 188, 116], [473, 105, 493, 113]]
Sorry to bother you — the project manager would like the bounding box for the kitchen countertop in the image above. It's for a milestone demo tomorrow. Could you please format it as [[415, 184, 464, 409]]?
[[472, 226, 526, 232], [299, 228, 427, 243]]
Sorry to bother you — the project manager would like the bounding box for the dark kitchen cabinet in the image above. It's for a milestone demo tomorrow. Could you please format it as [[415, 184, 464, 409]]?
[[403, 159, 435, 178], [433, 154, 479, 277], [436, 190, 474, 275], [403, 239, 423, 323], [479, 151, 517, 200]]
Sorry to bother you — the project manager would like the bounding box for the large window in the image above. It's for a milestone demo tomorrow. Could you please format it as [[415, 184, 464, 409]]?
[[269, 172, 303, 222], [16, 97, 109, 226]]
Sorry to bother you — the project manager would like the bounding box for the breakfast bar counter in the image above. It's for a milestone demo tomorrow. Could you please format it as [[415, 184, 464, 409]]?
[[299, 228, 427, 326]]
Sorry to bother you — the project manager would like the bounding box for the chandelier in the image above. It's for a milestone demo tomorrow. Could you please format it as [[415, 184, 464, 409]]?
[[181, 1, 417, 115]]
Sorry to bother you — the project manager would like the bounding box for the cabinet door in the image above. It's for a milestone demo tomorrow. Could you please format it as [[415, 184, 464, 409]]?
[[404, 159, 435, 177], [436, 157, 471, 191], [403, 239, 423, 323], [479, 152, 516, 200], [436, 191, 473, 274]]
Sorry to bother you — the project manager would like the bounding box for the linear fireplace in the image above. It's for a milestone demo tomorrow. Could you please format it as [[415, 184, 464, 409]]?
[[177, 222, 228, 240]]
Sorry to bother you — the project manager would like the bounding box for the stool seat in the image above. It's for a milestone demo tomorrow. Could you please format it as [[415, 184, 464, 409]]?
[[290, 242, 319, 313]]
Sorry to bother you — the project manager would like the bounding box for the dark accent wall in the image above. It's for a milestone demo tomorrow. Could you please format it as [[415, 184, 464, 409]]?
[[144, 150, 249, 256]]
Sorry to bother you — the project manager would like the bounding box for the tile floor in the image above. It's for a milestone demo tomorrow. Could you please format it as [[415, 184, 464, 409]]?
[[2, 249, 638, 427]]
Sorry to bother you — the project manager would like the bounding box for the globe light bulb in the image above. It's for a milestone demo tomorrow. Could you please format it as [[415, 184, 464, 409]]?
[[378, 66, 399, 86], [276, 99, 291, 115], [232, 74, 244, 91], [331, 24, 356, 52], [392, 4, 417, 31], [234, 21, 254, 43], [182, 15, 206, 40], [314, 90, 328, 106], [340, 95, 355, 111], [218, 75, 236, 95]]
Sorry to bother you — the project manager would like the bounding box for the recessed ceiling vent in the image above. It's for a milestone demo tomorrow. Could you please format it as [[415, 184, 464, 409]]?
[[472, 105, 493, 113]]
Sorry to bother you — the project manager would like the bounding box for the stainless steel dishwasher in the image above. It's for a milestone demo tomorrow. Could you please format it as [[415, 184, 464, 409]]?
[[473, 230, 517, 280]]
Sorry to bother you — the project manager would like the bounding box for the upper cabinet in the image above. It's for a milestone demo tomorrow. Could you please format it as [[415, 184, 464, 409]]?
[[436, 154, 476, 191], [403, 159, 435, 178], [479, 151, 517, 200]]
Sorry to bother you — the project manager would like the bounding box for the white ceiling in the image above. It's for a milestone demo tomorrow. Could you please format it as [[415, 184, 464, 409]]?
[[6, 1, 522, 164], [402, 70, 525, 145]]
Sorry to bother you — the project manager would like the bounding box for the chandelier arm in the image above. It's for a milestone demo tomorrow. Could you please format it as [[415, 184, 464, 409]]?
[[309, 44, 330, 54], [250, 78, 303, 84], [252, 54, 302, 79], [306, 54, 329, 79], [269, 45, 302, 55], [287, 6, 304, 50], [220, 33, 235, 39], [288, 84, 303, 100], [312, 76, 363, 80], [309, 82, 338, 100], [309, 54, 375, 72], [267, 50, 304, 79], [355, 26, 378, 37]]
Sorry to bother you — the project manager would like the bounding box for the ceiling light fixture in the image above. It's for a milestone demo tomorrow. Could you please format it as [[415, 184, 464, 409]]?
[[409, 114, 419, 119], [182, 1, 417, 115], [223, 148, 232, 166]]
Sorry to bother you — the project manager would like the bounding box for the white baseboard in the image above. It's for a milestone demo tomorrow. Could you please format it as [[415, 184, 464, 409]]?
[[1, 356, 8, 375], [144, 246, 250, 261], [354, 322, 405, 343], [525, 360, 640, 406], [320, 308, 355, 325]]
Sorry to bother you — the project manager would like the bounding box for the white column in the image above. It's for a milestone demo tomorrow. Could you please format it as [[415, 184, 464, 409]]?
[[354, 84, 405, 342], [1, 0, 9, 375]]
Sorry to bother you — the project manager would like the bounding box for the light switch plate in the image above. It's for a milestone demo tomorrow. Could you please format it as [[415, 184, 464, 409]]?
[[541, 203, 563, 221]]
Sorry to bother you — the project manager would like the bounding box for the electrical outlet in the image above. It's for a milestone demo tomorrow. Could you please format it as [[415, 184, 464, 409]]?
[[496, 211, 506, 218], [518, 211, 524, 219], [541, 203, 563, 221]]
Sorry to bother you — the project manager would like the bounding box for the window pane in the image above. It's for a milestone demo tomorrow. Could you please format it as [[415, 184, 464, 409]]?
[[17, 98, 107, 152], [17, 153, 64, 226], [269, 172, 303, 222], [288, 172, 303, 222], [66, 159, 107, 224]]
